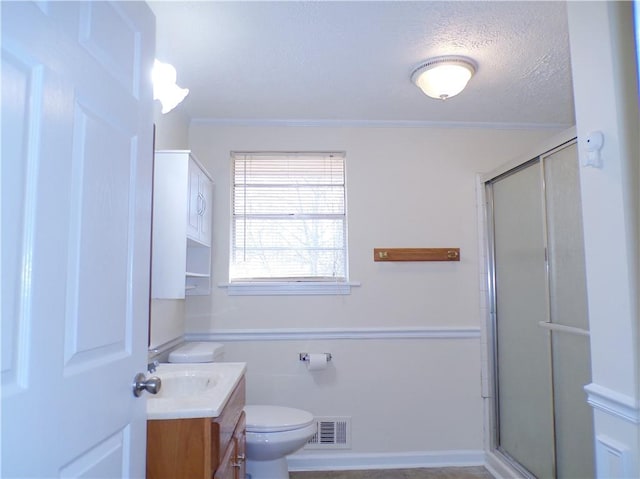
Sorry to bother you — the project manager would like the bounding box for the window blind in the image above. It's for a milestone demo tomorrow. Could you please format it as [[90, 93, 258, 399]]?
[[231, 152, 347, 282]]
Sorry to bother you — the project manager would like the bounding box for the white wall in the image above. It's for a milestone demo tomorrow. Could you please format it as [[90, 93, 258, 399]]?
[[149, 103, 191, 349], [153, 102, 190, 150], [567, 2, 640, 476], [185, 123, 560, 464]]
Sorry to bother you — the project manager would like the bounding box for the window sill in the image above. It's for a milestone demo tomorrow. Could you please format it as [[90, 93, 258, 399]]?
[[219, 281, 361, 296]]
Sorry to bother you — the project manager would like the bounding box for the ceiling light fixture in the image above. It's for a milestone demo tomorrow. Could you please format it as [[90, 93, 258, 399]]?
[[152, 59, 189, 114], [411, 56, 476, 100]]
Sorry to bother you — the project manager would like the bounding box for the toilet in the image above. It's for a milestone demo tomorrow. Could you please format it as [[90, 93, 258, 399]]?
[[168, 341, 225, 363], [168, 342, 316, 479], [244, 405, 316, 479]]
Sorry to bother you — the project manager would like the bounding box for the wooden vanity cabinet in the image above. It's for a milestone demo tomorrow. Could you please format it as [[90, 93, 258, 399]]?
[[214, 414, 246, 479], [235, 416, 246, 479], [146, 377, 246, 479]]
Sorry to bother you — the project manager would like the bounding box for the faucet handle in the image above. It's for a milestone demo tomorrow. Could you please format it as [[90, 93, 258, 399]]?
[[147, 360, 159, 373]]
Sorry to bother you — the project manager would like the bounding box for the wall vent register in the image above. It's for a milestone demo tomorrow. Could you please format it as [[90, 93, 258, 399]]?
[[305, 417, 351, 450]]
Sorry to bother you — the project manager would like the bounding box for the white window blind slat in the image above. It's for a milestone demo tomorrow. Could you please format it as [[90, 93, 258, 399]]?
[[231, 152, 347, 282]]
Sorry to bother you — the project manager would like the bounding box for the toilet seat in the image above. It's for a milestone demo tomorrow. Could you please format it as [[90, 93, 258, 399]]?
[[244, 405, 314, 433]]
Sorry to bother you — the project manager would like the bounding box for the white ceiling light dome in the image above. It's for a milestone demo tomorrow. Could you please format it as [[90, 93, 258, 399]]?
[[411, 56, 477, 100]]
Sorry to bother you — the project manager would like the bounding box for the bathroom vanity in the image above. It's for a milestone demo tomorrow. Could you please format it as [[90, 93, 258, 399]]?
[[146, 364, 246, 479]]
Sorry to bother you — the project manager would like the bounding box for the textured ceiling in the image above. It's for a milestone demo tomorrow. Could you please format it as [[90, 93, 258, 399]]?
[[150, 1, 574, 127]]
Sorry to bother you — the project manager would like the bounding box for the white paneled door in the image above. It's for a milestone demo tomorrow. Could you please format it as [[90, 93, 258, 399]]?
[[1, 2, 155, 477]]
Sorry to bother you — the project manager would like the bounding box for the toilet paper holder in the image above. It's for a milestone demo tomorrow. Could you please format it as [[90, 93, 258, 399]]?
[[299, 352, 332, 362]]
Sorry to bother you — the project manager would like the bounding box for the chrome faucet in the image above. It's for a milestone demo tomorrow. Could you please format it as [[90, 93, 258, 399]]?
[[147, 348, 160, 373], [147, 359, 159, 373]]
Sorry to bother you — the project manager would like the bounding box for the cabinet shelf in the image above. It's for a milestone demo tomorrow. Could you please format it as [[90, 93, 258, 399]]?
[[186, 272, 210, 278]]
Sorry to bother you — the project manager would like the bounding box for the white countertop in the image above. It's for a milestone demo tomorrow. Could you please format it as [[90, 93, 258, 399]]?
[[146, 362, 246, 420]]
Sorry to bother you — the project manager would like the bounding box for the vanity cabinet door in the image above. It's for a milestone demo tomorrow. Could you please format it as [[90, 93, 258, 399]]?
[[234, 413, 247, 479], [214, 415, 245, 479], [213, 441, 235, 479]]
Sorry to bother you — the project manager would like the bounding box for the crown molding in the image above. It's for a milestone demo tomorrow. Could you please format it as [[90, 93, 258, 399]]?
[[190, 117, 570, 131]]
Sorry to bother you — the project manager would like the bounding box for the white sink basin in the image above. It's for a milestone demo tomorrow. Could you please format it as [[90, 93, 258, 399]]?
[[154, 370, 219, 398], [147, 362, 246, 420]]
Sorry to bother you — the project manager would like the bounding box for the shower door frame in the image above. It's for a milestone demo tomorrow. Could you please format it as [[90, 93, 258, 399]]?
[[481, 128, 582, 478]]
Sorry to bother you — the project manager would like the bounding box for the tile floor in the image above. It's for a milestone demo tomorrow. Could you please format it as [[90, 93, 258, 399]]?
[[290, 466, 493, 479]]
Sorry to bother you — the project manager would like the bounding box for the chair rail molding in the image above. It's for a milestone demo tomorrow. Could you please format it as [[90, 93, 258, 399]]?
[[584, 382, 640, 424], [186, 326, 481, 342]]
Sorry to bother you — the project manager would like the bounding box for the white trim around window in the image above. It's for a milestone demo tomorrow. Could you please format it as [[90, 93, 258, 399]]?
[[220, 280, 360, 296]]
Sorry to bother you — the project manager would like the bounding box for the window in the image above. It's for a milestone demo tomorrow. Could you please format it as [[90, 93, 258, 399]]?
[[230, 152, 348, 294]]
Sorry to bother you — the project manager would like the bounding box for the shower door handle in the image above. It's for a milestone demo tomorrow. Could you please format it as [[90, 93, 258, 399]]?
[[537, 321, 590, 337]]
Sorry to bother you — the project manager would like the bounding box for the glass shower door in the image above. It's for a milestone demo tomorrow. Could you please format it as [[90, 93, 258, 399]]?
[[543, 142, 594, 478], [491, 160, 555, 478], [488, 140, 594, 478]]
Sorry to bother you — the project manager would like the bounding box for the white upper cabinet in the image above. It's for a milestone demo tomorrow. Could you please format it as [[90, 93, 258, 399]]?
[[152, 150, 213, 298]]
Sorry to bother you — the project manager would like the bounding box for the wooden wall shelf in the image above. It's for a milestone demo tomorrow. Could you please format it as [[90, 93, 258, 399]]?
[[373, 248, 460, 262]]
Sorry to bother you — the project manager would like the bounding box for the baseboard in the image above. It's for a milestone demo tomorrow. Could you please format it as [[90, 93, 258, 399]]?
[[483, 451, 527, 479], [287, 450, 485, 471]]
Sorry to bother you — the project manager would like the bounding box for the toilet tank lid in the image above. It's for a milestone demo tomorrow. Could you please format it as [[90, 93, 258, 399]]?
[[244, 405, 314, 433], [168, 342, 224, 363]]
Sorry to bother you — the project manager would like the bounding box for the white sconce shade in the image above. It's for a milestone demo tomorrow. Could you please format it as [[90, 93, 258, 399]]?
[[411, 56, 476, 100], [152, 59, 189, 114]]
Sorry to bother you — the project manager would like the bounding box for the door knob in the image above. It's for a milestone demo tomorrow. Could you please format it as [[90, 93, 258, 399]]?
[[132, 372, 162, 397]]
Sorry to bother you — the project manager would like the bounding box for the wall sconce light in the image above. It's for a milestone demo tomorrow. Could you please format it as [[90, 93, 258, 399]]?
[[152, 59, 189, 114], [411, 56, 476, 100]]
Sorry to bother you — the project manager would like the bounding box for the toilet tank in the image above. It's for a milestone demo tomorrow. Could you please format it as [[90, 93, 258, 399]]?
[[168, 342, 225, 363]]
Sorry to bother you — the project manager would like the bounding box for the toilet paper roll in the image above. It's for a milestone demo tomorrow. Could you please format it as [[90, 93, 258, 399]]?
[[306, 353, 329, 371]]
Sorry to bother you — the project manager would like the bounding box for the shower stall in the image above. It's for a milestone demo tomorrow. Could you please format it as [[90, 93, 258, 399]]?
[[484, 134, 595, 478]]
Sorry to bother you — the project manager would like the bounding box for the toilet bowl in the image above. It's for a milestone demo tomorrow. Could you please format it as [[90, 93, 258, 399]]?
[[244, 405, 316, 479]]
